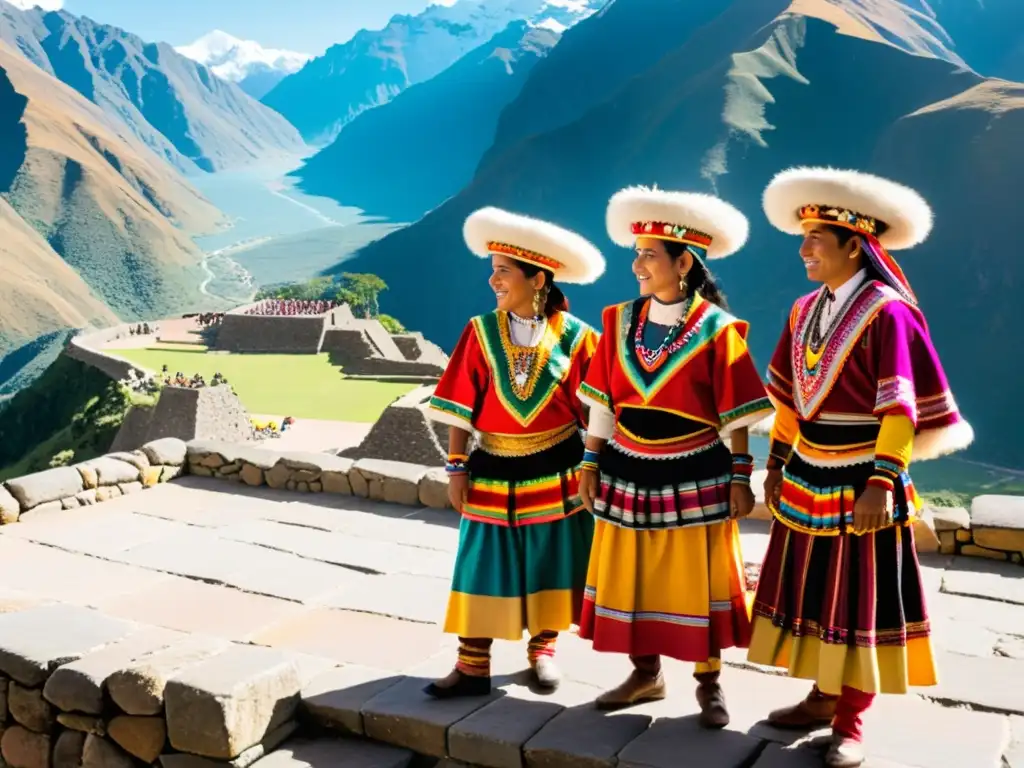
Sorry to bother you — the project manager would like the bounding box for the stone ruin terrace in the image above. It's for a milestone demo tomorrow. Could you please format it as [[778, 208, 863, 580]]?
[[0, 451, 1022, 768]]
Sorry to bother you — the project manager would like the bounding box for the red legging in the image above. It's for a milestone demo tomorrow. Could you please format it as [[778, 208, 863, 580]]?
[[833, 686, 875, 742]]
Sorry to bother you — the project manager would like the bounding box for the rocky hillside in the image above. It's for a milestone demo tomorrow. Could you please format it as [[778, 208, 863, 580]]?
[[176, 30, 311, 100], [261, 0, 600, 144], [343, 0, 1024, 467], [0, 41, 223, 364], [294, 21, 560, 221], [0, 0, 305, 172], [929, 0, 1023, 81]]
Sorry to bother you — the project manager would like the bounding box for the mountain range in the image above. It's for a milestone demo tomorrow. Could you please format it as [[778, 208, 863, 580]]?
[[0, 0, 305, 172], [260, 0, 601, 144], [176, 30, 312, 100], [294, 20, 561, 221], [338, 0, 1024, 468]]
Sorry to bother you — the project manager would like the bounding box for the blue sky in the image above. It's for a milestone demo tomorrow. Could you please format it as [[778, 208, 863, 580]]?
[[60, 0, 457, 54]]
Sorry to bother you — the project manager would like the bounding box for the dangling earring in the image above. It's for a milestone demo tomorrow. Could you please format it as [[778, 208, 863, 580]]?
[[678, 273, 688, 295], [532, 289, 543, 318]]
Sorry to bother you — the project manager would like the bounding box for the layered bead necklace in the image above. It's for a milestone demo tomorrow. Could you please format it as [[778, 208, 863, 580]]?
[[507, 312, 546, 391], [634, 296, 693, 369]]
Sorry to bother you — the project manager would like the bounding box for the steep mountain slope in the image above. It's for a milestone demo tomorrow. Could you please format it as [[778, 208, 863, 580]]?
[[262, 0, 600, 144], [176, 30, 311, 100], [929, 0, 1023, 81], [0, 41, 222, 353], [0, 0, 306, 172], [294, 21, 559, 221], [343, 0, 1022, 466]]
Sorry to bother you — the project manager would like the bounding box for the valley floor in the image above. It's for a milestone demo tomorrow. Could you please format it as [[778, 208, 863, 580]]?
[[1, 477, 1020, 767]]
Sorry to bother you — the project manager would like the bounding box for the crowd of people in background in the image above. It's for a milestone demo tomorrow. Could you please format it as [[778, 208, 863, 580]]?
[[159, 366, 230, 389], [243, 299, 336, 316]]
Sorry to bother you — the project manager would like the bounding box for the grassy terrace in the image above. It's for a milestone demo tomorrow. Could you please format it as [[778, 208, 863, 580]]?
[[108, 344, 417, 423]]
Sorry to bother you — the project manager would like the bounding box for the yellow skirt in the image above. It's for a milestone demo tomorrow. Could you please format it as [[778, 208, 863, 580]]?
[[578, 518, 752, 661]]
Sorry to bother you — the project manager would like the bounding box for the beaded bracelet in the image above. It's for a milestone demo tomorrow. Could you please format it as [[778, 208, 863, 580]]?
[[731, 453, 754, 485], [866, 475, 895, 492], [445, 457, 468, 475], [873, 456, 903, 481], [580, 448, 600, 473]]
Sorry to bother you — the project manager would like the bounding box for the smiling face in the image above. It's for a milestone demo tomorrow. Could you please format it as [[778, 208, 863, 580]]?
[[799, 223, 862, 289], [632, 237, 691, 301], [489, 253, 544, 316]]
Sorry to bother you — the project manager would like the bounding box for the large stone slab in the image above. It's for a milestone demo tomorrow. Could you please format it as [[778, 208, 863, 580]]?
[[450, 695, 565, 768], [142, 439, 187, 467], [0, 605, 136, 686], [941, 558, 1024, 605], [524, 706, 652, 768], [217, 546, 368, 604], [863, 691, 1008, 768], [361, 674, 498, 757], [159, 721, 297, 768], [106, 635, 231, 716], [929, 651, 1024, 716], [301, 665, 405, 735], [164, 645, 300, 759], [972, 495, 1024, 552], [43, 626, 183, 714], [617, 716, 763, 768], [5, 468, 84, 511], [214, 520, 452, 578], [752, 743, 826, 768], [315, 574, 449, 624], [930, 506, 970, 532], [251, 738, 413, 768], [78, 458, 140, 487], [251, 608, 451, 670], [4, 512, 185, 560], [96, 576, 308, 642]]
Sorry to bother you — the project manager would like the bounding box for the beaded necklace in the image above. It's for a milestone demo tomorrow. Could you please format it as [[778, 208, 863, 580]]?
[[805, 285, 861, 371], [633, 297, 694, 369], [503, 312, 545, 394]]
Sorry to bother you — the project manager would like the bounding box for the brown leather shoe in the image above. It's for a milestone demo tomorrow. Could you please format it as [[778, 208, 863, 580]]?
[[825, 733, 865, 767], [595, 670, 667, 711], [696, 680, 730, 729], [767, 686, 838, 729]]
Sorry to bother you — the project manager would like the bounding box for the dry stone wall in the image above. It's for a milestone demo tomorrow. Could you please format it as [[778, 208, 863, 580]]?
[[65, 325, 152, 382], [0, 604, 302, 768], [214, 314, 328, 354], [934, 496, 1024, 563], [110, 387, 252, 454], [0, 438, 187, 523], [1, 438, 1019, 570]]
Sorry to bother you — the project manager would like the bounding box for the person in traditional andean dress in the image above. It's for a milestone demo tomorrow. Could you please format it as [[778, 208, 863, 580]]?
[[576, 186, 774, 726], [424, 206, 605, 699], [747, 168, 974, 768]]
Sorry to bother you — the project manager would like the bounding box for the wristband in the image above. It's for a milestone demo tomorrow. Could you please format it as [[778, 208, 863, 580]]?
[[731, 453, 754, 484], [866, 475, 895, 492], [872, 456, 903, 481], [445, 457, 468, 475], [582, 449, 601, 464]]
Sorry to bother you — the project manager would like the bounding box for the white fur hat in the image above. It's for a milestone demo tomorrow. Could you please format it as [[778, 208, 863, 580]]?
[[762, 167, 933, 250], [463, 207, 605, 285], [606, 186, 750, 260]]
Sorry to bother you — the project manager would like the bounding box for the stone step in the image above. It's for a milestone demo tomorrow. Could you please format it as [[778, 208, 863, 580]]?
[[299, 649, 1011, 768]]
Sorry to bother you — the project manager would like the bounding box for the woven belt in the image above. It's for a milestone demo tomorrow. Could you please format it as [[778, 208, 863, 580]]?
[[478, 423, 579, 458]]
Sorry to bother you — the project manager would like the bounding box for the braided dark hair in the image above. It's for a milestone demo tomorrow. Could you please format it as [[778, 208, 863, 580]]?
[[663, 240, 728, 309]]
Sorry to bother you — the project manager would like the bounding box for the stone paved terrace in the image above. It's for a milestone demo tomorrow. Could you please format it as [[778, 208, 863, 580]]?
[[0, 477, 1022, 768]]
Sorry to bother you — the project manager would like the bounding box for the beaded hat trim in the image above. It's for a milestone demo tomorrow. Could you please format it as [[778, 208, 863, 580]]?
[[487, 241, 565, 272], [630, 221, 714, 250], [798, 204, 880, 237]]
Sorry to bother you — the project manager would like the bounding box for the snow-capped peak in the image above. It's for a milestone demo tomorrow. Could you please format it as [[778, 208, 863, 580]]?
[[176, 30, 311, 84]]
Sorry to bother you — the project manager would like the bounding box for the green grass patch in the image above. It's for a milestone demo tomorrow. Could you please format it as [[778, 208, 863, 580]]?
[[108, 345, 416, 423]]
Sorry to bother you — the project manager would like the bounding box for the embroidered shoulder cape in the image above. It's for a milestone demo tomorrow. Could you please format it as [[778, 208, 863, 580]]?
[[578, 294, 772, 431], [429, 310, 599, 434], [766, 280, 969, 461]]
